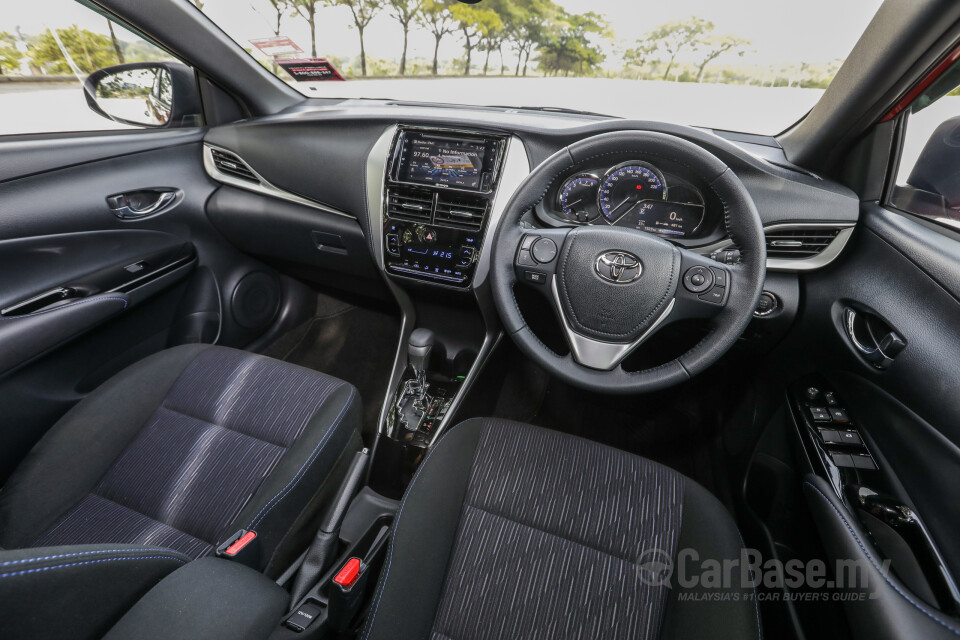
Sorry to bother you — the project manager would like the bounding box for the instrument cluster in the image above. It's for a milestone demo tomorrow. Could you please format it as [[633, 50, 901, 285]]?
[[539, 160, 710, 239]]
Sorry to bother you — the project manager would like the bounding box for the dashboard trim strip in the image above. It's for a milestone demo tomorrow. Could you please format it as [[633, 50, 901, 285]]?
[[202, 144, 354, 219]]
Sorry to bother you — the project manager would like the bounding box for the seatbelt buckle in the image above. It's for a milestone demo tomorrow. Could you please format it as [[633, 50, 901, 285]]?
[[328, 557, 369, 632], [216, 529, 260, 568]]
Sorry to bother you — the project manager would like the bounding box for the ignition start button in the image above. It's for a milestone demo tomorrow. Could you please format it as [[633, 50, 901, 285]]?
[[683, 266, 714, 293]]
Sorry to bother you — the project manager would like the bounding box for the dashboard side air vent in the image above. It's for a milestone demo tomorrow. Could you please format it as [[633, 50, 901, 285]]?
[[765, 228, 842, 259], [386, 186, 434, 222], [435, 193, 488, 230], [210, 149, 259, 184]]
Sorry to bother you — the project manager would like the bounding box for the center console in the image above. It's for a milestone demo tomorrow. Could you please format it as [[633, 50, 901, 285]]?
[[382, 127, 508, 288]]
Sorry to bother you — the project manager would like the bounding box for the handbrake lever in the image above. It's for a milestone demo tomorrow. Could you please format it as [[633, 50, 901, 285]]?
[[289, 447, 370, 606]]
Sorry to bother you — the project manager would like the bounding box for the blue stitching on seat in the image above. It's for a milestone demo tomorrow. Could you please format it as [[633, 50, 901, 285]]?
[[805, 481, 960, 636], [0, 296, 127, 319], [360, 421, 472, 640], [0, 555, 187, 579], [247, 386, 356, 529], [0, 547, 188, 567]]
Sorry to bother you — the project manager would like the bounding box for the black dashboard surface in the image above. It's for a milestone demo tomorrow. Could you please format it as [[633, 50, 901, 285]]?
[[203, 101, 860, 249]]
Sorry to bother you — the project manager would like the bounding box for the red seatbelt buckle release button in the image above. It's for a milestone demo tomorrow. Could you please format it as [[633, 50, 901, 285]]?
[[224, 531, 257, 556], [333, 557, 362, 588], [215, 529, 260, 567]]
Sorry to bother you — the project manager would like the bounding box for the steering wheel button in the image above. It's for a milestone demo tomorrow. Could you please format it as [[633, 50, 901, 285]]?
[[520, 235, 539, 250], [698, 287, 725, 304], [711, 268, 728, 287], [524, 271, 547, 285], [683, 266, 713, 293], [531, 238, 558, 264], [517, 249, 537, 267]]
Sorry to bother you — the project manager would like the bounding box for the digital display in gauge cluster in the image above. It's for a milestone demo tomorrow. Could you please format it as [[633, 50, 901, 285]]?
[[553, 160, 706, 237]]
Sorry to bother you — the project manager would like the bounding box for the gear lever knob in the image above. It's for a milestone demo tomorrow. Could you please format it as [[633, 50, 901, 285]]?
[[408, 328, 435, 381]]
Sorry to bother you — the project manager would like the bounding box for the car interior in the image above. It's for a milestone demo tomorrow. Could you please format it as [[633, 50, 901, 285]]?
[[3, 0, 960, 638]]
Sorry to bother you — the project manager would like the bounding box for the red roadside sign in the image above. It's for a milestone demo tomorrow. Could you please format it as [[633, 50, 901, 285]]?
[[277, 58, 346, 82], [249, 36, 303, 57]]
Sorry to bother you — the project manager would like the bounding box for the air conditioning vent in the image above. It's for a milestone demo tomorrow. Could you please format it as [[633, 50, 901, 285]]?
[[765, 228, 841, 259], [435, 193, 487, 230], [211, 149, 259, 183], [386, 186, 433, 222]]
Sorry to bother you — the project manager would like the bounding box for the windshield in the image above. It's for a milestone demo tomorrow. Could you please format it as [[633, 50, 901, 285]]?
[[198, 0, 883, 134]]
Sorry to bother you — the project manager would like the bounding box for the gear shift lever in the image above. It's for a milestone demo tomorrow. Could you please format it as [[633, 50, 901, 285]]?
[[407, 328, 434, 391]]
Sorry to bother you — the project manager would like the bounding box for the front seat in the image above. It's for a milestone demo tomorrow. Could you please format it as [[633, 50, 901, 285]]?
[[362, 418, 762, 640], [0, 344, 362, 573]]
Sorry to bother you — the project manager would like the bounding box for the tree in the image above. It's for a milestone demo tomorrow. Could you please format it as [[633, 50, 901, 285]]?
[[450, 3, 502, 76], [291, 0, 323, 56], [331, 0, 384, 76], [0, 32, 22, 75], [106, 21, 125, 64], [28, 26, 120, 74], [694, 34, 749, 81], [388, 0, 422, 75], [416, 0, 456, 75], [623, 41, 657, 80], [265, 0, 292, 37], [505, 0, 555, 77], [536, 10, 607, 77], [644, 17, 712, 81]]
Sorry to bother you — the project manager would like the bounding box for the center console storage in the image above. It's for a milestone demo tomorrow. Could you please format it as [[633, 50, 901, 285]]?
[[383, 127, 508, 288]]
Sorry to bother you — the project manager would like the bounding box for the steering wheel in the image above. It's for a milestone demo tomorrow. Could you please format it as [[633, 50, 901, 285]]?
[[490, 131, 766, 394]]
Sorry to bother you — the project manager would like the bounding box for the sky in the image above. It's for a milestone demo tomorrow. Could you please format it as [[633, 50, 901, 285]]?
[[3, 0, 885, 71]]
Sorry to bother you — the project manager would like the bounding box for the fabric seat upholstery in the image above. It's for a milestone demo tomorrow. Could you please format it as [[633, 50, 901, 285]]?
[[0, 344, 362, 574], [362, 418, 761, 640]]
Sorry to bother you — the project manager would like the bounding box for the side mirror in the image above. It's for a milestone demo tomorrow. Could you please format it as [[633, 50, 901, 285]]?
[[83, 62, 202, 128]]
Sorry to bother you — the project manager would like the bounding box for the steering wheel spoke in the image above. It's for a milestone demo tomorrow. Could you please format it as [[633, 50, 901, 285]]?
[[549, 276, 675, 370]]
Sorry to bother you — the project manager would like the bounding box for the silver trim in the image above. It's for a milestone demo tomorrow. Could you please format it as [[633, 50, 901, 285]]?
[[473, 136, 530, 287], [203, 144, 354, 219], [693, 222, 856, 272], [550, 277, 675, 370]]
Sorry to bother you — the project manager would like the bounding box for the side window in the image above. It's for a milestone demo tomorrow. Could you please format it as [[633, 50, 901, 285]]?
[[890, 62, 960, 231], [0, 0, 199, 136]]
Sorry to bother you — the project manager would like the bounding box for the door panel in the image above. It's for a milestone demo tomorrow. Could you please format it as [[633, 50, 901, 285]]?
[[784, 204, 960, 638], [0, 133, 285, 481]]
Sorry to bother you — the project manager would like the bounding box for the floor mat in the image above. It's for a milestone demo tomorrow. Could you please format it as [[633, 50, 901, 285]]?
[[260, 298, 400, 440]]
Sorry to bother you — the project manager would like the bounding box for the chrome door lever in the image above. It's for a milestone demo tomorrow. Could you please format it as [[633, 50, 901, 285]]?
[[107, 189, 178, 219]]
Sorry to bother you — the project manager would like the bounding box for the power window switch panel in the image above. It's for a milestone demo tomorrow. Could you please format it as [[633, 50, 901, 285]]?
[[852, 455, 877, 470]]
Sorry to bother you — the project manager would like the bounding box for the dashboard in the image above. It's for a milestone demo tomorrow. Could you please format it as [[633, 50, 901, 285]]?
[[201, 101, 861, 294]]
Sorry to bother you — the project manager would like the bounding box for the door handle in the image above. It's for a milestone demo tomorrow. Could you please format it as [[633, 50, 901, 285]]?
[[107, 189, 179, 219], [843, 307, 907, 369]]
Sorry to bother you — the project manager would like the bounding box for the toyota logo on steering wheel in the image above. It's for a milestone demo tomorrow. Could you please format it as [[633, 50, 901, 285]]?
[[595, 251, 643, 284]]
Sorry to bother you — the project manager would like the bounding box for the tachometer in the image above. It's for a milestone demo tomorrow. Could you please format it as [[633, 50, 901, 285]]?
[[557, 174, 601, 223], [598, 162, 667, 222]]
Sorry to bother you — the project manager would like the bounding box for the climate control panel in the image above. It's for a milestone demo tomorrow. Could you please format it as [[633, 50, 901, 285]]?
[[384, 221, 480, 286]]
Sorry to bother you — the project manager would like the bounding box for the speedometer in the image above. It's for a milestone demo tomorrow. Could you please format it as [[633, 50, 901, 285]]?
[[598, 162, 667, 223]]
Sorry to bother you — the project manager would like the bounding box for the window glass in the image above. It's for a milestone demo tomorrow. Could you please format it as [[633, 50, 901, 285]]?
[[0, 0, 181, 135], [195, 0, 883, 134], [891, 63, 960, 231]]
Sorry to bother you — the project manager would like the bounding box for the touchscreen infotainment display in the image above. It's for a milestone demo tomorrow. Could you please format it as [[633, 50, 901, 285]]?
[[394, 130, 500, 191]]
